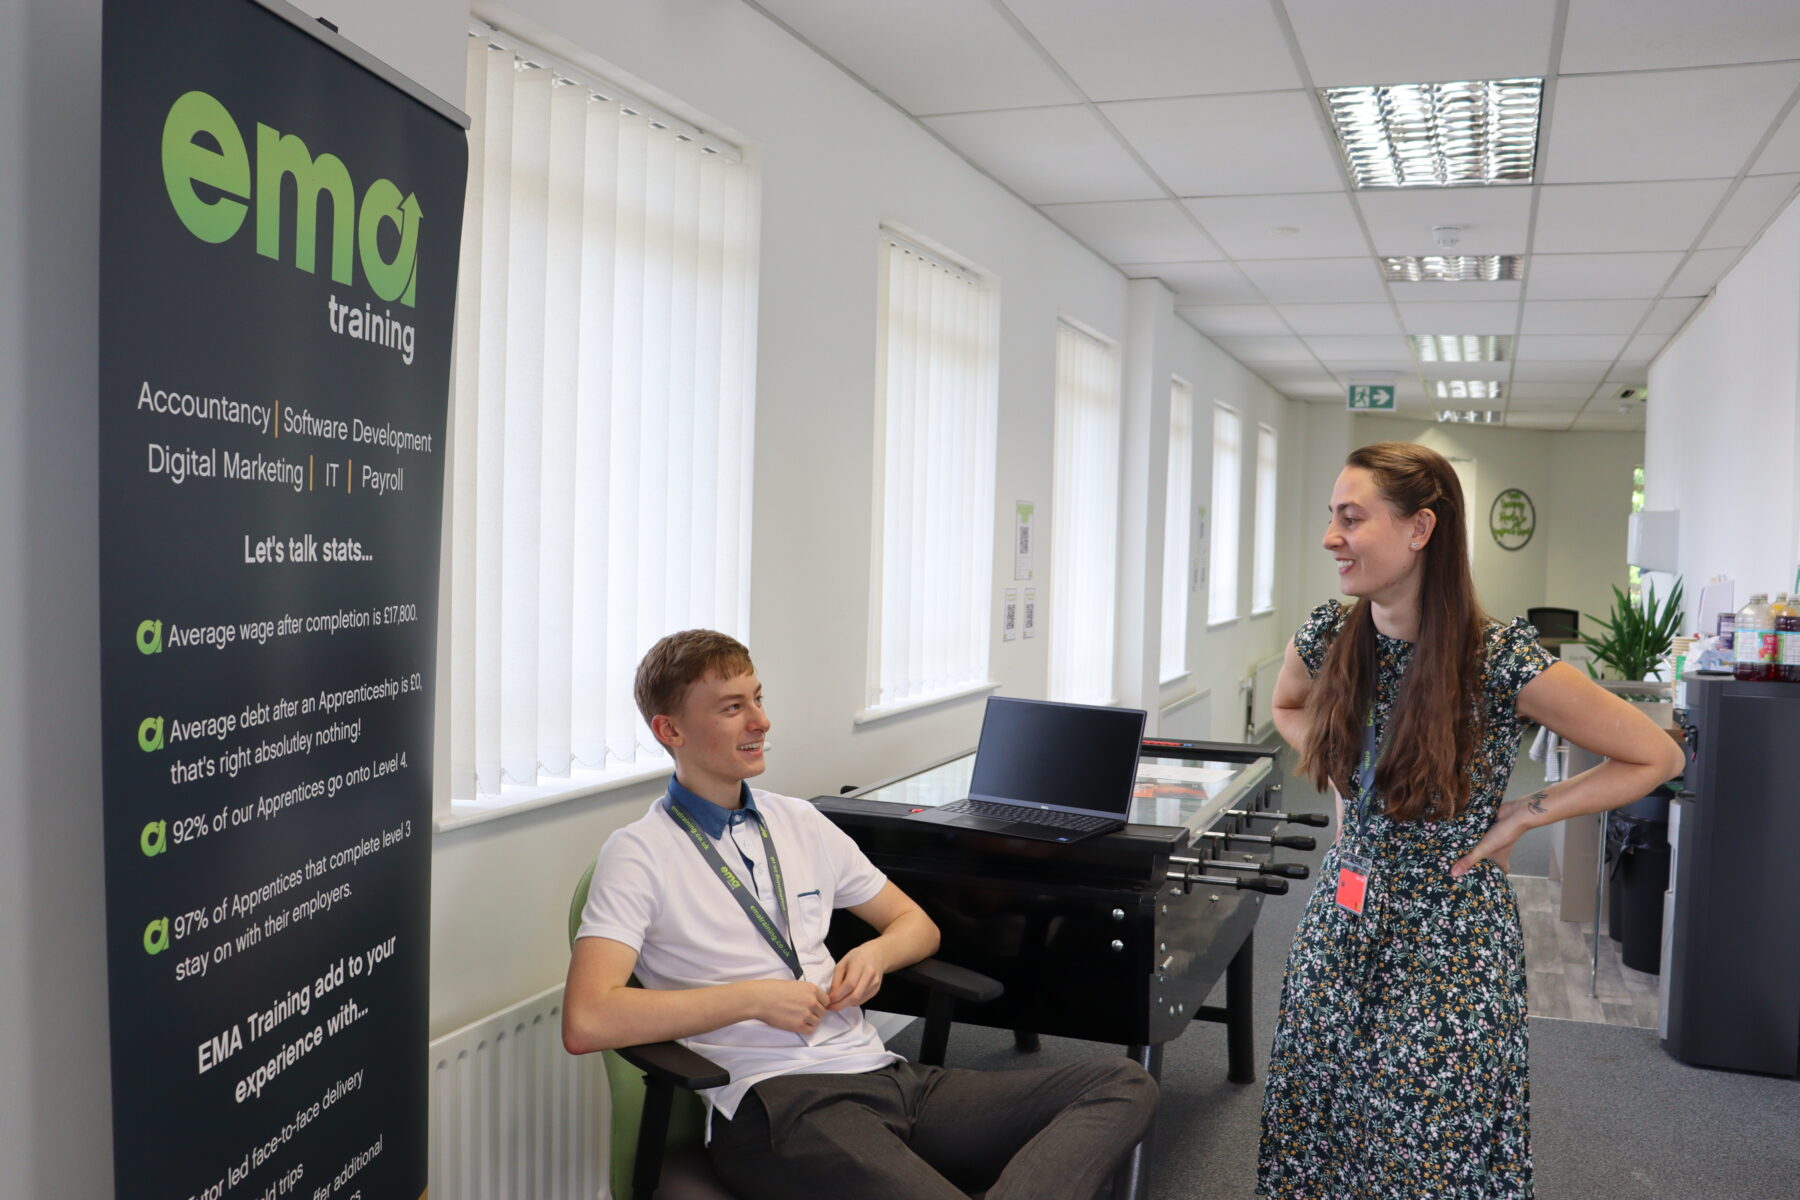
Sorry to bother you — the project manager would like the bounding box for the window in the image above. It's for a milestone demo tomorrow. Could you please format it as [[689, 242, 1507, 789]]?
[[1160, 378, 1194, 681], [1048, 322, 1122, 704], [1208, 404, 1242, 623], [1252, 424, 1278, 614], [865, 233, 998, 716], [450, 29, 759, 809]]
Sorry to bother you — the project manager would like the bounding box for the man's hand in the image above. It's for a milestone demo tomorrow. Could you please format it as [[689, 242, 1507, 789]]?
[[742, 978, 830, 1035], [825, 942, 885, 1012]]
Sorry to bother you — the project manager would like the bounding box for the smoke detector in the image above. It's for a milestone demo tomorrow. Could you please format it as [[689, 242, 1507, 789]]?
[[1431, 225, 1464, 248], [1616, 386, 1647, 402]]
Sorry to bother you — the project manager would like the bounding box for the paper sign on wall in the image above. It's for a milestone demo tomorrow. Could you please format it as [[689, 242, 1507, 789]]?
[[1015, 501, 1035, 580], [1003, 587, 1019, 641], [1023, 587, 1037, 638]]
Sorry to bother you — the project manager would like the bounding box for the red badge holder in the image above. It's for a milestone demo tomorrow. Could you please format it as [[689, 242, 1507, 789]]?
[[1336, 850, 1373, 915]]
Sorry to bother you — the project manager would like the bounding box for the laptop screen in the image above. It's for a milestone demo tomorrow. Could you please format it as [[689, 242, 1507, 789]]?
[[968, 697, 1147, 818]]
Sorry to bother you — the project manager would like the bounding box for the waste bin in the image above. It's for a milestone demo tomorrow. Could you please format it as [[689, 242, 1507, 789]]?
[[1606, 786, 1676, 975]]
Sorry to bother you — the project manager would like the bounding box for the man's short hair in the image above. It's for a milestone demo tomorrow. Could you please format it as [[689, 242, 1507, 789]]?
[[634, 630, 756, 744]]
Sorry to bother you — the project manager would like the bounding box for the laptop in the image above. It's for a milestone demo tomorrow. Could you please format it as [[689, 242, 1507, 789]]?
[[910, 696, 1147, 843]]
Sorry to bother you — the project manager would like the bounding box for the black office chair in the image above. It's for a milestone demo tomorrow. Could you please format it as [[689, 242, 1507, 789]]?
[[1527, 606, 1580, 641], [568, 862, 1003, 1199]]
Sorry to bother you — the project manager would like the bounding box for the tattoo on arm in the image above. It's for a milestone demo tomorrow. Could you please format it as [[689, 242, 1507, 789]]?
[[1525, 790, 1549, 818]]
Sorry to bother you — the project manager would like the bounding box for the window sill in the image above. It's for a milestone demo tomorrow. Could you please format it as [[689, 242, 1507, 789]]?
[[1250, 607, 1275, 619], [1159, 670, 1191, 687], [1206, 616, 1240, 630], [434, 762, 670, 833], [855, 680, 1001, 726]]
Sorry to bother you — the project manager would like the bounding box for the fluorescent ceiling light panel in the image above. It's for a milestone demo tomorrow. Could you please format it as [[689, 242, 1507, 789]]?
[[1381, 255, 1523, 282], [1436, 410, 1504, 424], [1433, 380, 1504, 400], [1411, 334, 1512, 362], [1322, 78, 1543, 189]]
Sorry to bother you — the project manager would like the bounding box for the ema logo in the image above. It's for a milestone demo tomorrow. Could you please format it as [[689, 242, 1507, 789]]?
[[161, 90, 423, 307]]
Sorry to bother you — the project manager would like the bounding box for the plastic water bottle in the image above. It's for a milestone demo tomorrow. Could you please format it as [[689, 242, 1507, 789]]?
[[1734, 594, 1776, 681], [1776, 595, 1800, 684]]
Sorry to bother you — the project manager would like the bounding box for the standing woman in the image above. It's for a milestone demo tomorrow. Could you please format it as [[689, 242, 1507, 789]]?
[[1255, 442, 1684, 1199]]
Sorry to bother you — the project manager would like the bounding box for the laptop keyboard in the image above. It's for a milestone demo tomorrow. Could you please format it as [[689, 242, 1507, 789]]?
[[941, 799, 1118, 832]]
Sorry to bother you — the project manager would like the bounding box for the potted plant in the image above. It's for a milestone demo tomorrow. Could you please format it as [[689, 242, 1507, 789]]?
[[1580, 577, 1685, 727]]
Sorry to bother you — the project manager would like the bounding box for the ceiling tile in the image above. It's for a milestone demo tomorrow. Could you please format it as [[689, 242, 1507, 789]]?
[[1701, 174, 1800, 249], [1570, 412, 1646, 433], [1623, 333, 1670, 361], [1515, 335, 1629, 360], [1178, 305, 1291, 337], [1237, 257, 1387, 303], [1126, 261, 1262, 304], [1397, 301, 1520, 333], [1519, 299, 1652, 336], [1509, 361, 1614, 382], [1356, 187, 1533, 257], [1505, 413, 1577, 430], [1183, 193, 1369, 259], [1099, 92, 1343, 196], [1541, 64, 1800, 184], [1278, 380, 1352, 400], [1753, 100, 1800, 175], [1532, 180, 1731, 253], [922, 107, 1164, 204], [1523, 252, 1683, 300], [1387, 280, 1524, 303], [753, 0, 1077, 114], [1248, 363, 1337, 382], [1561, 0, 1800, 73], [1509, 382, 1599, 401], [1003, 0, 1300, 102], [1039, 200, 1224, 262], [1666, 247, 1743, 296], [1282, 0, 1559, 88], [1332, 358, 1421, 376], [1214, 336, 1318, 363], [1276, 303, 1401, 335], [1304, 335, 1414, 360], [1640, 297, 1704, 337]]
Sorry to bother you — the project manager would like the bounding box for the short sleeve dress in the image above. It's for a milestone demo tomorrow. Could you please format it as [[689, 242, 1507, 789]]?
[[1256, 599, 1555, 1200]]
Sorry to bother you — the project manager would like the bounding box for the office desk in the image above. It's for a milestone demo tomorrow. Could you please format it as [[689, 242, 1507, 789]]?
[[815, 741, 1308, 1200]]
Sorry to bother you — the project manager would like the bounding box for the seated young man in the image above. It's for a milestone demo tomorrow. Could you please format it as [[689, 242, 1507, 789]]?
[[564, 629, 1157, 1200]]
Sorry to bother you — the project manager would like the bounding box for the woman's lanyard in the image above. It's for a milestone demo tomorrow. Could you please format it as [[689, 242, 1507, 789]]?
[[1335, 689, 1391, 916], [664, 795, 803, 979]]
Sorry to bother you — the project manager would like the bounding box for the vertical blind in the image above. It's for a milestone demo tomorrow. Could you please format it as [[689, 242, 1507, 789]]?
[[452, 33, 759, 801], [1208, 404, 1242, 623], [1160, 378, 1194, 680], [868, 234, 997, 713], [1047, 321, 1121, 705], [1253, 424, 1278, 613]]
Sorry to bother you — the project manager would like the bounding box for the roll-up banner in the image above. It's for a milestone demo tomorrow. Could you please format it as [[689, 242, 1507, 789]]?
[[98, 2, 466, 1197]]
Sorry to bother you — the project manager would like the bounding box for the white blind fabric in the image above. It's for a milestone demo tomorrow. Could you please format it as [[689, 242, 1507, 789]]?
[[1047, 322, 1122, 705], [1253, 424, 1278, 613], [868, 235, 997, 713], [452, 34, 759, 802], [1208, 404, 1242, 624], [1160, 378, 1194, 680]]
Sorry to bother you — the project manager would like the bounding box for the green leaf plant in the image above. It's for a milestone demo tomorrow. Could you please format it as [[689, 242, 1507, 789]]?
[[1580, 576, 1685, 682]]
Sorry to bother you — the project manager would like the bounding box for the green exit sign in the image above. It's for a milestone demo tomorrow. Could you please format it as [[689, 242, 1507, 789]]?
[[1347, 384, 1395, 410]]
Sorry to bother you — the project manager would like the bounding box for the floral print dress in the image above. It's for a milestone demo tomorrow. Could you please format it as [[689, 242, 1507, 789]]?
[[1257, 599, 1554, 1200]]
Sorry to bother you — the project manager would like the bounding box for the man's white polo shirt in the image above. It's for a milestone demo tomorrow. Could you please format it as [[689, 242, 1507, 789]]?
[[576, 783, 901, 1121]]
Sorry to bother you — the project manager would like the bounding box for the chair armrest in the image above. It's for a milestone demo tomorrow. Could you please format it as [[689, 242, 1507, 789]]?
[[615, 1040, 730, 1091], [894, 957, 1002, 1005]]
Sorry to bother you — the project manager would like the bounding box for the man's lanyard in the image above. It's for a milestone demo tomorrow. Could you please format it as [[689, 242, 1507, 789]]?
[[663, 795, 803, 979]]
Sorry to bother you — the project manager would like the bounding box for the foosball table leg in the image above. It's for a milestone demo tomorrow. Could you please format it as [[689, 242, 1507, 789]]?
[[1226, 931, 1255, 1083], [1013, 1028, 1041, 1053], [1112, 1043, 1164, 1200]]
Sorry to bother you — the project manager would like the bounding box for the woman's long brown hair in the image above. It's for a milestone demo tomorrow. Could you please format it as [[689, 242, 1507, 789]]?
[[1301, 442, 1488, 822]]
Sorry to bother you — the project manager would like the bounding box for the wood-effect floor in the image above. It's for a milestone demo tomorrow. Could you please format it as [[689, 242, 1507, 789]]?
[[1510, 873, 1662, 1029]]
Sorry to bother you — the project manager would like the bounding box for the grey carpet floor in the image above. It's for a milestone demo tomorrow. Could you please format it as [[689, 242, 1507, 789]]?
[[886, 744, 1799, 1199]]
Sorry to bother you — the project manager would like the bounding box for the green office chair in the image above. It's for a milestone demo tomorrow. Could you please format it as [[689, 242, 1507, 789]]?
[[568, 861, 1003, 1200]]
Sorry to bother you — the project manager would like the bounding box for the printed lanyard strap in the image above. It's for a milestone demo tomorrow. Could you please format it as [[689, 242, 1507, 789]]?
[[1352, 704, 1384, 843], [664, 796, 803, 979]]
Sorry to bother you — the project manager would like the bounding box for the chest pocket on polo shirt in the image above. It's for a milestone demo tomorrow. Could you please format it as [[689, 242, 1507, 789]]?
[[791, 888, 828, 945]]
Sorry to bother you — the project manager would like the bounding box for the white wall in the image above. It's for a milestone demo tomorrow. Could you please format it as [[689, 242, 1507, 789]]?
[[1647, 194, 1800, 606]]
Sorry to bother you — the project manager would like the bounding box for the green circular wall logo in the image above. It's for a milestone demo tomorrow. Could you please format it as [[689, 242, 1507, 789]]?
[[1490, 488, 1536, 551]]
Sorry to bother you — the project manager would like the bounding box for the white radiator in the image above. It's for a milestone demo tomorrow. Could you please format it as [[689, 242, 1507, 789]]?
[[429, 983, 611, 1200], [1245, 651, 1285, 741]]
